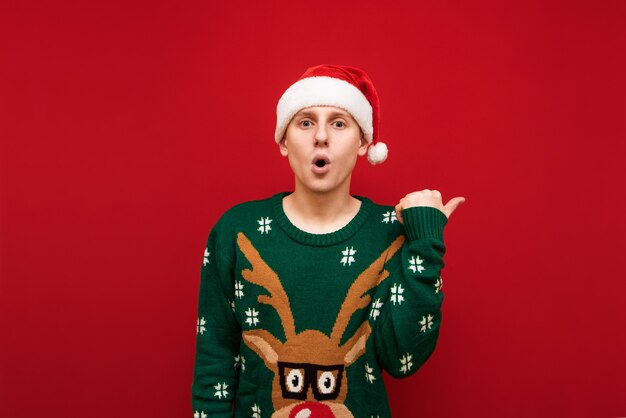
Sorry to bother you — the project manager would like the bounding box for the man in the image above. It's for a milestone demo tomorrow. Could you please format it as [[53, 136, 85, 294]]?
[[192, 64, 465, 418]]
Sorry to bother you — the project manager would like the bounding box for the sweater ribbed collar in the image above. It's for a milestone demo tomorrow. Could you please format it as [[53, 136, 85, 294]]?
[[271, 191, 373, 247]]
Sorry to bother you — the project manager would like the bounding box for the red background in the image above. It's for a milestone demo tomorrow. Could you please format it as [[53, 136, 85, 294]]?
[[1, 1, 625, 417]]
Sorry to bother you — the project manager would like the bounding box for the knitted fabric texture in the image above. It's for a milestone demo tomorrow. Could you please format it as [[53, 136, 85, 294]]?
[[192, 191, 448, 417]]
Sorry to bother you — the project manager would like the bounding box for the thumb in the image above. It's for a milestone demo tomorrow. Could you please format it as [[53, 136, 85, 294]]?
[[443, 197, 466, 218]]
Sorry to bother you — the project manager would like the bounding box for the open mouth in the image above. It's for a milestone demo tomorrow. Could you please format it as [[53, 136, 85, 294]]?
[[312, 156, 330, 168]]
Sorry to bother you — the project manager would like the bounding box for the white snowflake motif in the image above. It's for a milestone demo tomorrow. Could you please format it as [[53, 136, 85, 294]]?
[[214, 382, 229, 399], [257, 217, 272, 234], [419, 314, 435, 332], [229, 300, 235, 312], [235, 281, 245, 299], [193, 411, 207, 418], [408, 255, 426, 273], [390, 283, 405, 305], [434, 276, 443, 293], [382, 210, 397, 224], [245, 308, 260, 327], [365, 363, 376, 383], [340, 246, 357, 266], [197, 317, 206, 335], [234, 354, 246, 371], [399, 353, 413, 374], [369, 299, 383, 320], [203, 248, 210, 266], [251, 404, 261, 418]]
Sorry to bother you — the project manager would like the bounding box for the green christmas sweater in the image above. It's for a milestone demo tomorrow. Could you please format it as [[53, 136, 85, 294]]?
[[192, 191, 448, 418]]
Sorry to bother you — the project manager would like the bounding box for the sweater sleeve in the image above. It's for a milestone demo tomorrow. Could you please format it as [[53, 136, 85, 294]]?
[[372, 206, 448, 378], [191, 226, 241, 417]]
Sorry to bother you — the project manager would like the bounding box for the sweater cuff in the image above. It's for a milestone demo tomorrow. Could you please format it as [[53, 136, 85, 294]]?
[[401, 206, 448, 242]]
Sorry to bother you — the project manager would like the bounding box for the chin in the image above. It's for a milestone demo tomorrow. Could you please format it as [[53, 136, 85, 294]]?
[[303, 184, 335, 194], [302, 178, 345, 194], [293, 168, 352, 194]]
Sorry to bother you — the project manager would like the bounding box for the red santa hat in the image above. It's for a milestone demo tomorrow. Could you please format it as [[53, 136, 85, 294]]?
[[274, 64, 388, 165]]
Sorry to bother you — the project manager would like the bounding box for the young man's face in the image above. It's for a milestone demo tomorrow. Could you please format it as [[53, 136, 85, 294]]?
[[279, 106, 369, 195]]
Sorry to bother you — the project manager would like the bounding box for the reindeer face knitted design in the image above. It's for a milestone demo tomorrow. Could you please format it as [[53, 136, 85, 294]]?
[[237, 231, 405, 417]]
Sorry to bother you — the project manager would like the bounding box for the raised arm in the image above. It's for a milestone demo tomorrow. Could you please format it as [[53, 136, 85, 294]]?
[[372, 190, 464, 378]]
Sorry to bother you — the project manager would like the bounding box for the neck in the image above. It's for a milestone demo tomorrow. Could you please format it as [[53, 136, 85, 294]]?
[[283, 178, 361, 232]]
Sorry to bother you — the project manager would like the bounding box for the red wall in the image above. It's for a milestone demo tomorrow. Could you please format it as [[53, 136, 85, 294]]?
[[1, 1, 625, 417]]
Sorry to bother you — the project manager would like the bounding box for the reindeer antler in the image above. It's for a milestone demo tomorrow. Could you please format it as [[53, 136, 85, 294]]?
[[330, 235, 405, 344], [237, 232, 296, 340]]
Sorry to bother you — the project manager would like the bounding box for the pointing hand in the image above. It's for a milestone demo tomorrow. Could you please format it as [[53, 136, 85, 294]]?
[[394, 190, 465, 224]]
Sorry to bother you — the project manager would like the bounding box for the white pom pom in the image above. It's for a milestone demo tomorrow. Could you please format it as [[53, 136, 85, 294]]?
[[367, 142, 388, 165]]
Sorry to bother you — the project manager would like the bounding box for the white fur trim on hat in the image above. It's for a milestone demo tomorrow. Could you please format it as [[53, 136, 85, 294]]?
[[275, 76, 373, 143], [367, 141, 388, 165]]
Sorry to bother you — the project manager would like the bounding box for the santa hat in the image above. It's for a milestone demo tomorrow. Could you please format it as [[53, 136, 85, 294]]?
[[274, 64, 388, 165]]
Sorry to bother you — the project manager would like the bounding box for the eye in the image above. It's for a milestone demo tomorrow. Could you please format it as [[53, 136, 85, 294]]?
[[286, 369, 305, 393], [333, 121, 345, 128], [317, 371, 336, 394], [301, 120, 312, 127]]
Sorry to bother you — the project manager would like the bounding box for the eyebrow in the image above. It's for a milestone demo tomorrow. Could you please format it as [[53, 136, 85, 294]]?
[[295, 110, 350, 118]]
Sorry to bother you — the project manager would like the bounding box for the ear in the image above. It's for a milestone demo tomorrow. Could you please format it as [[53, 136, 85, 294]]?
[[243, 329, 283, 368], [357, 135, 369, 157], [278, 138, 288, 157], [342, 321, 371, 365]]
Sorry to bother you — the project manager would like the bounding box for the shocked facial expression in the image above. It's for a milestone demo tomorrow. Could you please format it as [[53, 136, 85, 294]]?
[[279, 106, 369, 194]]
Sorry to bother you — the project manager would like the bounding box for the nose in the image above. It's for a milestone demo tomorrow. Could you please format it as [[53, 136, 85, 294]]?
[[314, 124, 328, 145], [289, 401, 334, 418]]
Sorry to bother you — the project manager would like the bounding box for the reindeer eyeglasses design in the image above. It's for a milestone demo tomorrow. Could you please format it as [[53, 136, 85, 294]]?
[[278, 361, 345, 401]]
